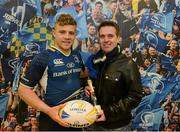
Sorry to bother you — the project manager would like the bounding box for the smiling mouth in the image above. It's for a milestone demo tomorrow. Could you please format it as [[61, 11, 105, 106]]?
[[62, 41, 71, 45], [103, 44, 111, 47]]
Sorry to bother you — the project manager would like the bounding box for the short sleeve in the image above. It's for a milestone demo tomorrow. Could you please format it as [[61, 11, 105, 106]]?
[[20, 51, 48, 88]]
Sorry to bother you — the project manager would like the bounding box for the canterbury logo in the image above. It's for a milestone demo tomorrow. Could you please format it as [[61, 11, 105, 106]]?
[[53, 59, 64, 65]]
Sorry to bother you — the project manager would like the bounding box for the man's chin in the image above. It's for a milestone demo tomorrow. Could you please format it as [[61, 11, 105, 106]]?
[[103, 48, 112, 53], [62, 45, 72, 49]]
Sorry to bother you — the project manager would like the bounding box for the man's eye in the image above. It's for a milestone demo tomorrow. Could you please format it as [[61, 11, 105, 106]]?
[[108, 34, 114, 38], [59, 31, 66, 34], [100, 35, 105, 39], [69, 32, 75, 35]]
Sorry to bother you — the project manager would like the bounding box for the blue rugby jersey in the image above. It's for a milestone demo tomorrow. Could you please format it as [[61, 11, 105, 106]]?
[[20, 46, 84, 106]]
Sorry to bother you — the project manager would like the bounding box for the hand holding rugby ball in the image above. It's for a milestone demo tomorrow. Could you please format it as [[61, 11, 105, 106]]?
[[59, 100, 98, 128]]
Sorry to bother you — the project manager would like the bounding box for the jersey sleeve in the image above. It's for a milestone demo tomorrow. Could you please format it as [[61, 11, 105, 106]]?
[[20, 51, 48, 88]]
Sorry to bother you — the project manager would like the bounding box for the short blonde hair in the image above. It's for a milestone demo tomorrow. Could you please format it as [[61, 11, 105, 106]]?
[[55, 14, 77, 26]]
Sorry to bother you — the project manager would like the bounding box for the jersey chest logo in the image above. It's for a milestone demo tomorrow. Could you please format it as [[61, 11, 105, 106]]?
[[53, 59, 64, 66]]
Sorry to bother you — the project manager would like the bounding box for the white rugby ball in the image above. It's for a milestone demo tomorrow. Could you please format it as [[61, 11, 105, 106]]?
[[59, 100, 98, 128]]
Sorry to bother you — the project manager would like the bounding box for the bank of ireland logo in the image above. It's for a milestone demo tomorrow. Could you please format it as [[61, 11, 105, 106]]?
[[140, 112, 154, 128], [144, 31, 158, 49], [53, 59, 64, 66]]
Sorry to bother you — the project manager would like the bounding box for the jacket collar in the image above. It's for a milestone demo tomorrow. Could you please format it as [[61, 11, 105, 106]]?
[[93, 44, 121, 64]]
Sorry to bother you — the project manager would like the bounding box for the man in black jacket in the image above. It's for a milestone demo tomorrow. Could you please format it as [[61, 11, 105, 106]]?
[[86, 21, 143, 131]]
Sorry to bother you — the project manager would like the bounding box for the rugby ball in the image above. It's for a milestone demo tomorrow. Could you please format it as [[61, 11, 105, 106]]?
[[59, 100, 98, 128]]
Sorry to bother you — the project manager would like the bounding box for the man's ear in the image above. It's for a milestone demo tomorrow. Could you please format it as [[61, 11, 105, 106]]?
[[51, 29, 55, 38], [117, 36, 121, 42]]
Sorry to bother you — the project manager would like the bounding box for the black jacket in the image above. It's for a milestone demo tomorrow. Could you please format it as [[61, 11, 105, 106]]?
[[91, 45, 143, 129]]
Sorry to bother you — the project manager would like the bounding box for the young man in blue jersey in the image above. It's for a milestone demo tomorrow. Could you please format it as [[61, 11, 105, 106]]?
[[18, 14, 86, 131]]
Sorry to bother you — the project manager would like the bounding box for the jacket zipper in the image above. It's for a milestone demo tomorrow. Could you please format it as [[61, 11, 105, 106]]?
[[98, 62, 106, 97]]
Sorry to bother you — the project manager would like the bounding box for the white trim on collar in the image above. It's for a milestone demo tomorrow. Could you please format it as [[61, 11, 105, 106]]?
[[50, 45, 71, 57]]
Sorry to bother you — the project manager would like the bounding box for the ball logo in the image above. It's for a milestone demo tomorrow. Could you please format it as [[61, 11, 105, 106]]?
[[70, 101, 87, 113]]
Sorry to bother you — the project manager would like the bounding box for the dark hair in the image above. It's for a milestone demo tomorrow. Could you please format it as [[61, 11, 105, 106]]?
[[110, 0, 117, 4], [98, 21, 120, 36], [95, 1, 103, 6], [55, 14, 77, 26]]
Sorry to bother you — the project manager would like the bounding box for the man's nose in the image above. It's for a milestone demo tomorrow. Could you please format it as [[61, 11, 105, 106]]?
[[104, 36, 109, 42], [64, 33, 70, 39]]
